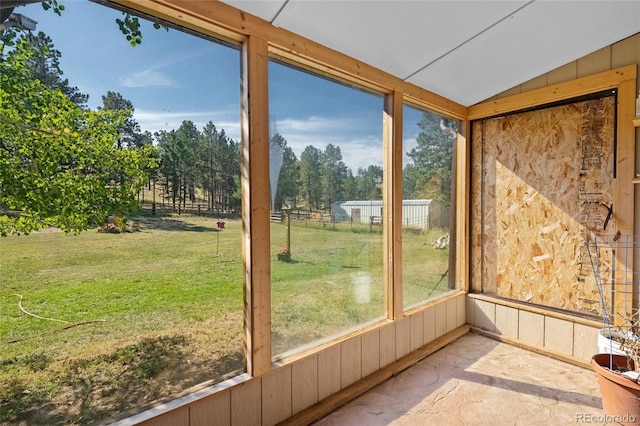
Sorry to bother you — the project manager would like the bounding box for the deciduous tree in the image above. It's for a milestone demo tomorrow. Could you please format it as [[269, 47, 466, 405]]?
[[0, 34, 156, 235]]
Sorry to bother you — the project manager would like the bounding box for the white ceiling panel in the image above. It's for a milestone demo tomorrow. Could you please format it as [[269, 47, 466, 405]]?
[[409, 0, 640, 105], [222, 0, 640, 106], [270, 1, 530, 81], [222, 0, 287, 22]]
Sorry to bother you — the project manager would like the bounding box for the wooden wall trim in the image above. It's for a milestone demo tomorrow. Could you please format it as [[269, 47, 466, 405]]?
[[280, 325, 470, 426], [616, 77, 637, 237], [467, 293, 601, 329], [455, 125, 470, 293], [469, 64, 637, 319], [468, 65, 637, 120], [242, 35, 272, 377], [470, 327, 591, 370], [384, 92, 404, 319]]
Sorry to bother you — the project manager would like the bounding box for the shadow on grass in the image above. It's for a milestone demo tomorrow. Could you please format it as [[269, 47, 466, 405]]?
[[1, 335, 244, 425], [135, 216, 219, 233]]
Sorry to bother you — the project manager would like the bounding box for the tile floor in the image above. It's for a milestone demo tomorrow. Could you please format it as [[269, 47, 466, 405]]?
[[313, 333, 616, 425]]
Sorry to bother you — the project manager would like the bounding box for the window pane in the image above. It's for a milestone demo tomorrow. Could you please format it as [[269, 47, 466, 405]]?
[[268, 61, 385, 357], [0, 2, 244, 423], [402, 105, 458, 310]]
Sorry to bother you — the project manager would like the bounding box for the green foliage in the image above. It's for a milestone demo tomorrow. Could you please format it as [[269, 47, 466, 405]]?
[[24, 31, 88, 107], [0, 212, 451, 423], [41, 0, 165, 47], [0, 35, 158, 235], [270, 133, 299, 210], [320, 143, 348, 208], [41, 0, 65, 15], [116, 14, 143, 47], [299, 145, 322, 210], [99, 91, 142, 148], [156, 120, 240, 212], [404, 112, 457, 206], [116, 12, 168, 47]]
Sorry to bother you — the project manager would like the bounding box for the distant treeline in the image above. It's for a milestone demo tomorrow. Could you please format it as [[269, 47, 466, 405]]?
[[147, 111, 456, 214]]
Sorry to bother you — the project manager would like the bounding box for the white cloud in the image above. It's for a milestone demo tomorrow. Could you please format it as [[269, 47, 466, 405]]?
[[120, 70, 178, 88], [120, 47, 212, 88], [276, 116, 334, 133], [268, 115, 384, 171]]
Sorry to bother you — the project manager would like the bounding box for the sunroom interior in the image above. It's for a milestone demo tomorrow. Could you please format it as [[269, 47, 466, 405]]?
[[3, 0, 640, 425], [115, 0, 639, 423]]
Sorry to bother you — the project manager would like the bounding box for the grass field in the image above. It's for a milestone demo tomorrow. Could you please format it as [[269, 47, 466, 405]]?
[[0, 212, 451, 425]]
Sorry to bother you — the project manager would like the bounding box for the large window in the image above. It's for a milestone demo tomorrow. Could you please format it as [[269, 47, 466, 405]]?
[[268, 60, 385, 357], [402, 104, 458, 310], [0, 2, 244, 423]]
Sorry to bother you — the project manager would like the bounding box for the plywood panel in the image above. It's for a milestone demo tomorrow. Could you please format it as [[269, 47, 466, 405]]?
[[191, 392, 231, 426], [262, 367, 292, 425], [473, 95, 616, 315], [291, 355, 318, 414]]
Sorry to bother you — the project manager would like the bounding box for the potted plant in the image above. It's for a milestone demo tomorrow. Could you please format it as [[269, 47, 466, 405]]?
[[277, 247, 291, 262], [598, 327, 626, 356], [592, 312, 640, 425]]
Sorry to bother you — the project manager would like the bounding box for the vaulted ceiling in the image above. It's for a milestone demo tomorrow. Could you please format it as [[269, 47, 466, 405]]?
[[222, 0, 640, 107]]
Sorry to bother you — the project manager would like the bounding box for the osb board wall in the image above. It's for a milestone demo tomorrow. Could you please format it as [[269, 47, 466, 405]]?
[[471, 94, 616, 315]]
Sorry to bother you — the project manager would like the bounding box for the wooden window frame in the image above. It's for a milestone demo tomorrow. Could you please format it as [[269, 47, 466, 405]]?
[[114, 0, 470, 378]]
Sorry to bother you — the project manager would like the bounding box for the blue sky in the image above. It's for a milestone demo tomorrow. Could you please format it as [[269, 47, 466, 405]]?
[[18, 0, 426, 171]]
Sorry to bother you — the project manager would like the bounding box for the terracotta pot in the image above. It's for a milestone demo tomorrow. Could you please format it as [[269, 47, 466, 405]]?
[[591, 354, 640, 425]]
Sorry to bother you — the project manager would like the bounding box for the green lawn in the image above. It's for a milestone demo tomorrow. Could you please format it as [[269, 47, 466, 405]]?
[[0, 212, 451, 424]]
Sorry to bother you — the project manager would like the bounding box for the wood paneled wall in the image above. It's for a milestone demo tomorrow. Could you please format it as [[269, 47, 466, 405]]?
[[489, 34, 640, 101], [488, 32, 640, 236], [121, 293, 467, 426], [466, 33, 639, 364]]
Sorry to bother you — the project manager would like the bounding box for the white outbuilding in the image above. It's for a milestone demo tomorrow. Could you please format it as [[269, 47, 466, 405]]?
[[330, 199, 448, 229]]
